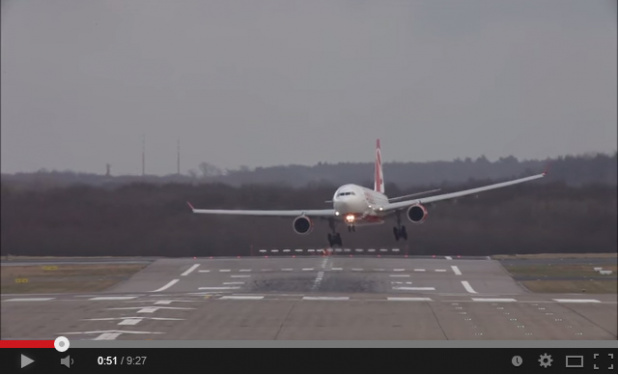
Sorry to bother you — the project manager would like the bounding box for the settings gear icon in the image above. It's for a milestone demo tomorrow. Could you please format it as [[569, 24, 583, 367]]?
[[538, 353, 553, 368]]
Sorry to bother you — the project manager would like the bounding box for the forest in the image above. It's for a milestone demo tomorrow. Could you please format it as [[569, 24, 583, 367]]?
[[1, 178, 616, 257]]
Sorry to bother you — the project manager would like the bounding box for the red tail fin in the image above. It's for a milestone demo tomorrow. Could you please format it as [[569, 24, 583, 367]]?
[[374, 139, 384, 193]]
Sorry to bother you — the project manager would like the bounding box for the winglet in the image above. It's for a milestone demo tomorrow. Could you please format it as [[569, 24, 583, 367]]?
[[187, 201, 195, 211]]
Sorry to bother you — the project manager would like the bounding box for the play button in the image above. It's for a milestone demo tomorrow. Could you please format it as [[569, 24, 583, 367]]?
[[21, 354, 34, 368]]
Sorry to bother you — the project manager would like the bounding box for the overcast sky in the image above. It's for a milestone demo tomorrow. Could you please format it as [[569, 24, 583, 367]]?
[[1, 0, 616, 176]]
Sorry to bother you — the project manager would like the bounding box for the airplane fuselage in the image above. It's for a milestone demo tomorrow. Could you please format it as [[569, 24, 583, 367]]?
[[332, 184, 389, 226]]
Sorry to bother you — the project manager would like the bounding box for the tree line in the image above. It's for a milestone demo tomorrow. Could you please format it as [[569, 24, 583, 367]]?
[[1, 180, 615, 257]]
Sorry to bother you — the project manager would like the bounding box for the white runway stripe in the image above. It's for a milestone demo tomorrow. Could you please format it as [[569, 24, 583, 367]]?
[[387, 297, 432, 301], [219, 269, 231, 272], [89, 296, 138, 301], [472, 298, 517, 302], [239, 269, 252, 272], [393, 287, 435, 291], [303, 296, 349, 300], [223, 282, 245, 285], [198, 287, 241, 290], [181, 264, 200, 276], [435, 269, 447, 272], [351, 268, 363, 271], [150, 279, 179, 292], [198, 270, 210, 273], [281, 268, 293, 271], [553, 299, 601, 303], [445, 256, 453, 260], [302, 268, 314, 271], [451, 266, 462, 275], [331, 267, 343, 271], [5, 297, 54, 302], [220, 296, 264, 300], [231, 275, 251, 278], [414, 269, 426, 272], [393, 268, 405, 272], [461, 281, 478, 294], [389, 274, 410, 278]]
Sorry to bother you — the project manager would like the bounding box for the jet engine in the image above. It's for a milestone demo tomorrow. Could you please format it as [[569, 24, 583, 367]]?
[[407, 204, 428, 224], [292, 215, 314, 235]]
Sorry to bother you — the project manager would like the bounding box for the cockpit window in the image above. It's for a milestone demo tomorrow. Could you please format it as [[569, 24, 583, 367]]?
[[337, 191, 355, 196]]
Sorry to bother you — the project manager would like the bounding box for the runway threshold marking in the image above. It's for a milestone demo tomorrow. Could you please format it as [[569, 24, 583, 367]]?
[[553, 299, 601, 303], [150, 279, 179, 293], [181, 264, 200, 276], [387, 297, 432, 301], [4, 297, 55, 302], [451, 266, 462, 275], [461, 281, 478, 294], [472, 298, 517, 302]]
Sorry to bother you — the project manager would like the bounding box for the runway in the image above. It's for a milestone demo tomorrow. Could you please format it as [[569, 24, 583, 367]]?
[[1, 256, 616, 341]]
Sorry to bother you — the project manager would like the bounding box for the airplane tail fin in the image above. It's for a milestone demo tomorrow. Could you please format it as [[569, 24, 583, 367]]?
[[374, 139, 385, 194]]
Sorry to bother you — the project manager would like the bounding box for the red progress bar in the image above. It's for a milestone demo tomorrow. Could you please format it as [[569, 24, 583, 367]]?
[[0, 340, 55, 348]]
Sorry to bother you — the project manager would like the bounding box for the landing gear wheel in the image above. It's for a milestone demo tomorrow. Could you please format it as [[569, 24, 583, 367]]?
[[400, 226, 408, 240], [335, 233, 342, 246], [393, 227, 400, 241]]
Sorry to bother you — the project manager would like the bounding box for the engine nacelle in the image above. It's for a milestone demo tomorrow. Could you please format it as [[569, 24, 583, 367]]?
[[292, 215, 314, 235], [407, 204, 428, 224]]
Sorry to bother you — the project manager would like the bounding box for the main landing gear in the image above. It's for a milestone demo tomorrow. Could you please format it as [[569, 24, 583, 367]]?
[[393, 211, 407, 241], [327, 218, 343, 247]]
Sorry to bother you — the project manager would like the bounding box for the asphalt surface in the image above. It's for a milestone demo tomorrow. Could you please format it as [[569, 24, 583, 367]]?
[[1, 256, 616, 340]]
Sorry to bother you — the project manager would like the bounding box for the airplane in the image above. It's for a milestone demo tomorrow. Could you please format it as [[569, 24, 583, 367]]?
[[187, 139, 547, 247]]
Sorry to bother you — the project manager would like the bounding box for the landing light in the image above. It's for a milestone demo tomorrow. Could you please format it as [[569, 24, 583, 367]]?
[[345, 214, 355, 223], [335, 211, 340, 216]]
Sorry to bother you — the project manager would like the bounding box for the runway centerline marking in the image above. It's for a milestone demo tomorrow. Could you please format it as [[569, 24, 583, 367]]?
[[303, 296, 349, 301], [393, 268, 405, 272], [387, 297, 432, 301], [445, 256, 453, 260], [220, 296, 264, 300], [5, 298, 54, 302], [150, 279, 179, 293], [553, 299, 601, 303], [393, 287, 435, 291], [435, 269, 447, 272], [281, 268, 294, 271], [198, 270, 210, 273], [451, 266, 462, 275], [198, 286, 241, 290], [302, 268, 314, 271], [414, 269, 426, 272], [390, 274, 410, 278], [461, 281, 478, 294], [219, 269, 231, 272], [331, 267, 343, 271], [231, 275, 251, 278], [181, 264, 200, 276], [472, 298, 516, 302], [239, 269, 252, 272], [89, 296, 138, 301], [223, 282, 245, 285]]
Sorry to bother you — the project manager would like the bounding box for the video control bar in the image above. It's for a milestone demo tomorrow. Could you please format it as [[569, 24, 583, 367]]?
[[2, 348, 616, 373]]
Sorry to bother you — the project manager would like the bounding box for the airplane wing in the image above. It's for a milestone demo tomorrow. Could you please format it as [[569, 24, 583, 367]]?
[[388, 188, 441, 202], [382, 172, 547, 212], [187, 202, 335, 217]]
